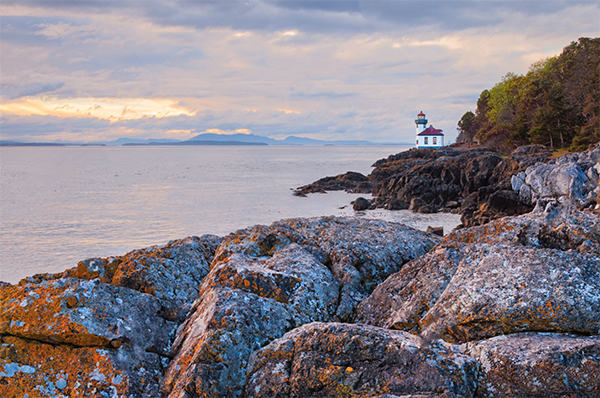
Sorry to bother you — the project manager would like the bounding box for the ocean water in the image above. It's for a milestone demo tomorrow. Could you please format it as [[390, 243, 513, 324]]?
[[0, 145, 460, 284]]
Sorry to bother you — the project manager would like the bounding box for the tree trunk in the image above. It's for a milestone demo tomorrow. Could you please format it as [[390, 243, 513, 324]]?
[[558, 120, 564, 148]]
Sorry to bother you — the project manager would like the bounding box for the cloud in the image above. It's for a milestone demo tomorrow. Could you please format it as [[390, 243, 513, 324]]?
[[0, 0, 598, 144], [1, 82, 65, 99], [4, 0, 595, 34], [0, 97, 195, 120]]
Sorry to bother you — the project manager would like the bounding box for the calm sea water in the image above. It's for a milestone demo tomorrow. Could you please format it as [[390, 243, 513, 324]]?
[[0, 145, 460, 284]]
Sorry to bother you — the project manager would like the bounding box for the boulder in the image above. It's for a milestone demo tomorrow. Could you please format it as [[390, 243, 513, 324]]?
[[387, 198, 409, 210], [516, 144, 600, 208], [61, 235, 222, 321], [0, 277, 176, 397], [409, 197, 428, 211], [213, 217, 439, 321], [358, 208, 600, 343], [0, 335, 164, 398], [463, 333, 600, 397], [353, 197, 371, 211], [245, 322, 479, 398], [294, 171, 372, 196], [0, 235, 221, 397], [426, 226, 444, 236], [162, 217, 439, 398], [161, 245, 338, 398]]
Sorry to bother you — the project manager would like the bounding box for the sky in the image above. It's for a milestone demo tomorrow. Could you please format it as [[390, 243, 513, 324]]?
[[1, 1, 599, 144]]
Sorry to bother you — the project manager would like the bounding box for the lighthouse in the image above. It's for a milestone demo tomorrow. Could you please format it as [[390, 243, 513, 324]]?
[[415, 111, 444, 148], [415, 111, 428, 136]]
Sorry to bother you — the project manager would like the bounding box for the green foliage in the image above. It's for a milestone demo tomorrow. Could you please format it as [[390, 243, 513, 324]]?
[[465, 37, 599, 151], [457, 111, 477, 146]]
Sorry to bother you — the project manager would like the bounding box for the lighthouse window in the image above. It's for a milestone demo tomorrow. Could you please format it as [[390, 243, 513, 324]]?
[[424, 137, 428, 145], [433, 137, 437, 145]]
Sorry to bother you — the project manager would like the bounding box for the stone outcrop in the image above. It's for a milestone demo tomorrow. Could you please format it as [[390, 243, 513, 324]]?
[[463, 333, 600, 397], [357, 206, 600, 343], [355, 204, 600, 397], [161, 217, 438, 397], [513, 143, 600, 211], [293, 171, 372, 196], [0, 235, 221, 397], [294, 145, 555, 227], [0, 278, 174, 397], [245, 322, 479, 398], [161, 244, 340, 398]]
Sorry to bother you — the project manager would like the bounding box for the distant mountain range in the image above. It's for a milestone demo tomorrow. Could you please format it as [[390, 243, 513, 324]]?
[[1, 134, 411, 147]]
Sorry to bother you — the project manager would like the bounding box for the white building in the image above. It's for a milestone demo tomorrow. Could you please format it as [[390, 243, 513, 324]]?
[[415, 111, 444, 148]]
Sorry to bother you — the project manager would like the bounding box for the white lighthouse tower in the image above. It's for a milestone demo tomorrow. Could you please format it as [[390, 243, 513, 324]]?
[[415, 111, 428, 137]]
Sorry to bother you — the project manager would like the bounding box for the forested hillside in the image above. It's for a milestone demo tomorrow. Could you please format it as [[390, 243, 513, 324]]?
[[457, 37, 599, 152]]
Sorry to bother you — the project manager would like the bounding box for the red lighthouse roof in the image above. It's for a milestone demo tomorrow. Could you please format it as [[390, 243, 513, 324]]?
[[418, 126, 444, 136], [417, 111, 426, 116]]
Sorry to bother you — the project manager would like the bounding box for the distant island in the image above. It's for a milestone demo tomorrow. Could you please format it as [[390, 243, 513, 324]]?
[[0, 141, 67, 147], [123, 140, 267, 146], [0, 133, 411, 147]]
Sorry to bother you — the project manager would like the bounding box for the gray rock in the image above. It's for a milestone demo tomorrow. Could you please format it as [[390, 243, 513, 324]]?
[[510, 171, 526, 192], [515, 145, 600, 208], [64, 235, 222, 321], [358, 208, 600, 343], [0, 277, 176, 396], [463, 333, 600, 397], [353, 196, 371, 211], [518, 182, 532, 204], [214, 216, 439, 321], [245, 322, 479, 398], [162, 217, 438, 398], [162, 244, 338, 397]]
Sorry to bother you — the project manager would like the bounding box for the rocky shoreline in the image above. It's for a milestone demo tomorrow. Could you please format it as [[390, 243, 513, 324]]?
[[294, 144, 600, 227], [1, 144, 599, 397]]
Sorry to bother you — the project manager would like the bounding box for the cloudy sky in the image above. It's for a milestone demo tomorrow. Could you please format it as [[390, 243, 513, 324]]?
[[1, 1, 598, 144]]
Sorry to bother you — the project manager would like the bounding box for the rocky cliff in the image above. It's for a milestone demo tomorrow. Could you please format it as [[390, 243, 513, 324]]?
[[1, 146, 599, 398]]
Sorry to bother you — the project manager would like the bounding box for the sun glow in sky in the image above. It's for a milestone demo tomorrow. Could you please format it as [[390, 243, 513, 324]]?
[[1, 1, 598, 143], [0, 98, 195, 121]]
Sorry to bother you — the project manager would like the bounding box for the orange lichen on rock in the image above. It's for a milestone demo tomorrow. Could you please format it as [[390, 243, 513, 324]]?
[[0, 273, 176, 397], [359, 208, 600, 344], [245, 322, 479, 398], [0, 278, 109, 347], [463, 333, 600, 397], [0, 335, 130, 398]]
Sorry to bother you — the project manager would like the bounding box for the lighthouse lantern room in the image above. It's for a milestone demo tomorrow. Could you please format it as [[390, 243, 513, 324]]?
[[415, 111, 444, 148]]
